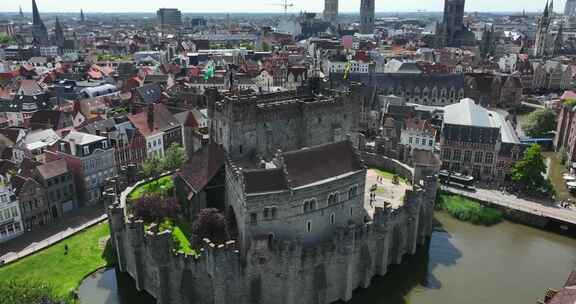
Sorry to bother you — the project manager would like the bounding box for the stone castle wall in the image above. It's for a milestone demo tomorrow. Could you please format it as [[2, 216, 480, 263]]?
[[107, 168, 438, 304]]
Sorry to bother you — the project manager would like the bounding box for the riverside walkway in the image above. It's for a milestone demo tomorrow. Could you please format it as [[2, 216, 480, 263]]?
[[443, 185, 576, 226]]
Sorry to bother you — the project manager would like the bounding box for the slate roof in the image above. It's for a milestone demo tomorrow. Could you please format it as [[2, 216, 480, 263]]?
[[134, 83, 162, 104], [177, 143, 225, 193], [282, 141, 364, 188], [243, 168, 288, 194]]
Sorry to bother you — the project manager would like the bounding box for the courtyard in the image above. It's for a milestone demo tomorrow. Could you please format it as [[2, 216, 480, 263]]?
[[364, 169, 411, 217]]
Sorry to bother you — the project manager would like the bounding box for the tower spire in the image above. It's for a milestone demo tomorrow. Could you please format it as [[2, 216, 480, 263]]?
[[80, 9, 85, 23], [31, 0, 48, 45]]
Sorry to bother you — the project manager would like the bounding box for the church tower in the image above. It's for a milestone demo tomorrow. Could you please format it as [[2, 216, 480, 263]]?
[[435, 0, 474, 47], [31, 0, 48, 46], [553, 21, 564, 56], [534, 1, 552, 57], [565, 0, 576, 16], [324, 0, 338, 23], [53, 17, 65, 49], [80, 9, 85, 23], [359, 0, 375, 34]]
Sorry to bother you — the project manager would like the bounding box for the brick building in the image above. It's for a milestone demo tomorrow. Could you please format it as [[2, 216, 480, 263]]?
[[440, 98, 523, 182]]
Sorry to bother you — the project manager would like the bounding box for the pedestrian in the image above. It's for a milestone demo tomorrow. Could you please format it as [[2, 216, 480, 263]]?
[[64, 244, 69, 255]]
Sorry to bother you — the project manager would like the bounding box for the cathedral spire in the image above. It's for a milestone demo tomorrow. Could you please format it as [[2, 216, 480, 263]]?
[[31, 0, 48, 45], [80, 9, 85, 23], [32, 0, 42, 25], [554, 21, 564, 56], [543, 0, 549, 17], [19, 6, 24, 18]]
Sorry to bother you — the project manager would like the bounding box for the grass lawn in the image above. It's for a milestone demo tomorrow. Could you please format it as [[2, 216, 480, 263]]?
[[372, 168, 410, 185], [156, 218, 197, 256], [129, 175, 174, 200], [543, 152, 572, 202], [0, 222, 112, 299], [437, 193, 503, 226]]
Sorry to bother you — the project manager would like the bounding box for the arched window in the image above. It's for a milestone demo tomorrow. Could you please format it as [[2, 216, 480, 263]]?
[[330, 213, 335, 225], [306, 221, 312, 232], [348, 185, 358, 200], [303, 199, 317, 212], [328, 192, 339, 204]]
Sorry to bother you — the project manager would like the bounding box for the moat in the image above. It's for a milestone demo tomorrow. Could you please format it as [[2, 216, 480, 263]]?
[[78, 212, 576, 304]]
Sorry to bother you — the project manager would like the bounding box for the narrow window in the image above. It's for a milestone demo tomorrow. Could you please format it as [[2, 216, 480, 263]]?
[[250, 213, 258, 225], [306, 221, 312, 233], [330, 213, 335, 225]]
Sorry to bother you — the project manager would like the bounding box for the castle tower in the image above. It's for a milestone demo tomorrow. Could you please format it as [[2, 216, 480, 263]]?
[[53, 17, 65, 49], [534, 1, 552, 57], [31, 0, 49, 46], [359, 0, 375, 34], [324, 0, 338, 23], [565, 0, 576, 16]]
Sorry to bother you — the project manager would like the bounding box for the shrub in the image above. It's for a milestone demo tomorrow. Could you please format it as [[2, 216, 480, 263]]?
[[132, 195, 180, 223], [437, 194, 503, 226], [0, 280, 71, 304]]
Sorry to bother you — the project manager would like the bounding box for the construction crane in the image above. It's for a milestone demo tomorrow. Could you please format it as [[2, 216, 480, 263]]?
[[266, 0, 294, 15]]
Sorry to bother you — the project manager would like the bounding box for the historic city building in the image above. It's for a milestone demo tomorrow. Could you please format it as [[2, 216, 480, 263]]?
[[31, 0, 49, 46], [359, 0, 375, 34], [323, 0, 338, 24], [435, 0, 476, 47]]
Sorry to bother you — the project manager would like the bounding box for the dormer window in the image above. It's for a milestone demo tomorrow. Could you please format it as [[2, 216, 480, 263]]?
[[83, 146, 90, 155], [102, 141, 108, 149]]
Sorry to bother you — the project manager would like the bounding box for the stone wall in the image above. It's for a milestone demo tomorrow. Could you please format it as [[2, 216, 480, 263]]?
[[107, 174, 439, 304], [361, 152, 414, 183]]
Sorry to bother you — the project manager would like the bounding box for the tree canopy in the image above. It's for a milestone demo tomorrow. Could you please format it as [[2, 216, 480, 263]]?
[[0, 33, 15, 45], [521, 108, 557, 138], [162, 143, 187, 171], [132, 195, 180, 224], [511, 144, 553, 194], [192, 208, 229, 244]]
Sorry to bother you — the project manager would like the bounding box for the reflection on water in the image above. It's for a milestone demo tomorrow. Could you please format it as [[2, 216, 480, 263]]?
[[79, 212, 576, 304], [78, 267, 155, 304]]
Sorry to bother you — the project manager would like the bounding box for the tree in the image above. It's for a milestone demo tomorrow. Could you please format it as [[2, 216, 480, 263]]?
[[132, 195, 180, 223], [521, 108, 557, 138], [140, 156, 164, 180], [261, 41, 270, 52], [163, 143, 187, 171], [511, 144, 553, 194], [0, 33, 15, 45], [192, 208, 229, 244]]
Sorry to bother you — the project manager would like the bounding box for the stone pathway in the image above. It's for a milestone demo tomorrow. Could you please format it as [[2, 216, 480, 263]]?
[[0, 206, 107, 265]]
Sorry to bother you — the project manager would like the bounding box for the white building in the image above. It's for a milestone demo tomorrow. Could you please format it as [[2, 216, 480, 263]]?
[[400, 117, 437, 152], [0, 175, 23, 243]]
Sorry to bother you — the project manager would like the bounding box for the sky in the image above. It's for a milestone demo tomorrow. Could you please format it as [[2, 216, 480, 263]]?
[[0, 0, 565, 14]]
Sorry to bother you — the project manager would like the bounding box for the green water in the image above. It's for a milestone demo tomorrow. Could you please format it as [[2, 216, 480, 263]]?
[[79, 212, 576, 304]]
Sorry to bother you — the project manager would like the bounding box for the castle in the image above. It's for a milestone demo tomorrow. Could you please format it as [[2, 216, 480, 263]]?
[[106, 82, 441, 304]]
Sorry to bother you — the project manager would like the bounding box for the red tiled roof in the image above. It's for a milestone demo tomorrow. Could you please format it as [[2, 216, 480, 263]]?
[[128, 103, 180, 137], [177, 143, 225, 193]]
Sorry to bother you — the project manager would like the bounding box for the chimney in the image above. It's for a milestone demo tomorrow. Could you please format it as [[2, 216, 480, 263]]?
[[147, 104, 154, 131]]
